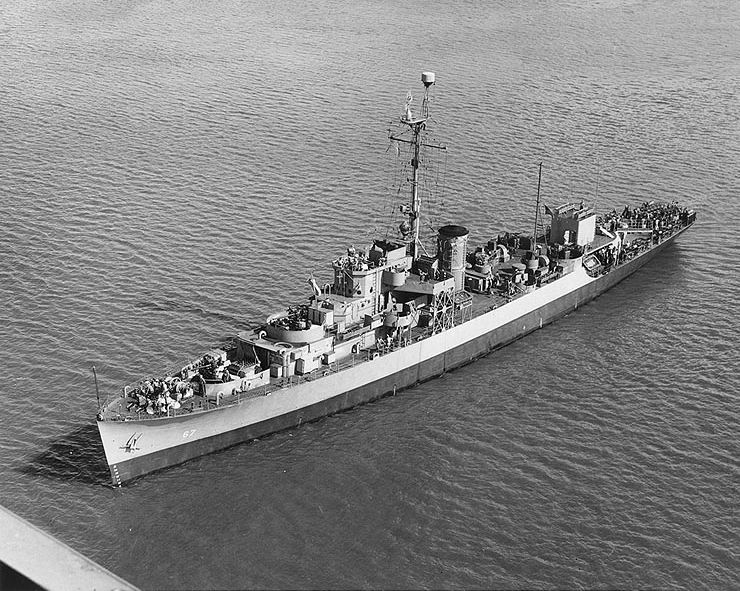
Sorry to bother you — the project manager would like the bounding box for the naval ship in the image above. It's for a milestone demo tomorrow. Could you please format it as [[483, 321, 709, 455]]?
[[97, 72, 696, 486]]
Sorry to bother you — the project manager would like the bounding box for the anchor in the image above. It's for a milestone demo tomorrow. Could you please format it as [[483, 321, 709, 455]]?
[[121, 432, 142, 453]]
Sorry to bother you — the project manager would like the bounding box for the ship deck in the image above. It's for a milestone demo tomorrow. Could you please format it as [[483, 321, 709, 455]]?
[[100, 215, 694, 423]]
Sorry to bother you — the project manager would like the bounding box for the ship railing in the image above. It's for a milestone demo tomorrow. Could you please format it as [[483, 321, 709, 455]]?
[[105, 211, 691, 425], [113, 385, 269, 420], [621, 218, 653, 230]]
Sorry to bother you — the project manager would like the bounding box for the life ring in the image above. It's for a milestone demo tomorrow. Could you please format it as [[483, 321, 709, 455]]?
[[352, 344, 360, 354], [323, 370, 330, 377]]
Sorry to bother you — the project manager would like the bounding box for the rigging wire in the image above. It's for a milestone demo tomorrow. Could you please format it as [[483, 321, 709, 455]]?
[[372, 125, 406, 241], [369, 103, 449, 251]]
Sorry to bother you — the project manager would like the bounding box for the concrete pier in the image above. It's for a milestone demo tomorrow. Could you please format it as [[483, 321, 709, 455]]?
[[0, 505, 138, 591]]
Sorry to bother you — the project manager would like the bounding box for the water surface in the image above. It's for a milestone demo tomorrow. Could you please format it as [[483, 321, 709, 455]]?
[[0, 1, 738, 589]]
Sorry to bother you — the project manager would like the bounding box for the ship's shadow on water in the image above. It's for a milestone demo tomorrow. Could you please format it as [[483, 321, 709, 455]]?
[[20, 423, 111, 487]]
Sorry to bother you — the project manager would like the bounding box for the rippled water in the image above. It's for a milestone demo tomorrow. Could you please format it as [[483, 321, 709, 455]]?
[[1, 1, 738, 589]]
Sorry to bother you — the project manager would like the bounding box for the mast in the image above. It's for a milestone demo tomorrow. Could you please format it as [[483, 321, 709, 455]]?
[[594, 154, 600, 210], [410, 115, 423, 257], [533, 162, 543, 254], [389, 71, 442, 260]]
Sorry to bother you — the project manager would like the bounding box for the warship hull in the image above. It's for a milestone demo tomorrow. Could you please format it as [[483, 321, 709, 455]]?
[[98, 224, 691, 486]]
